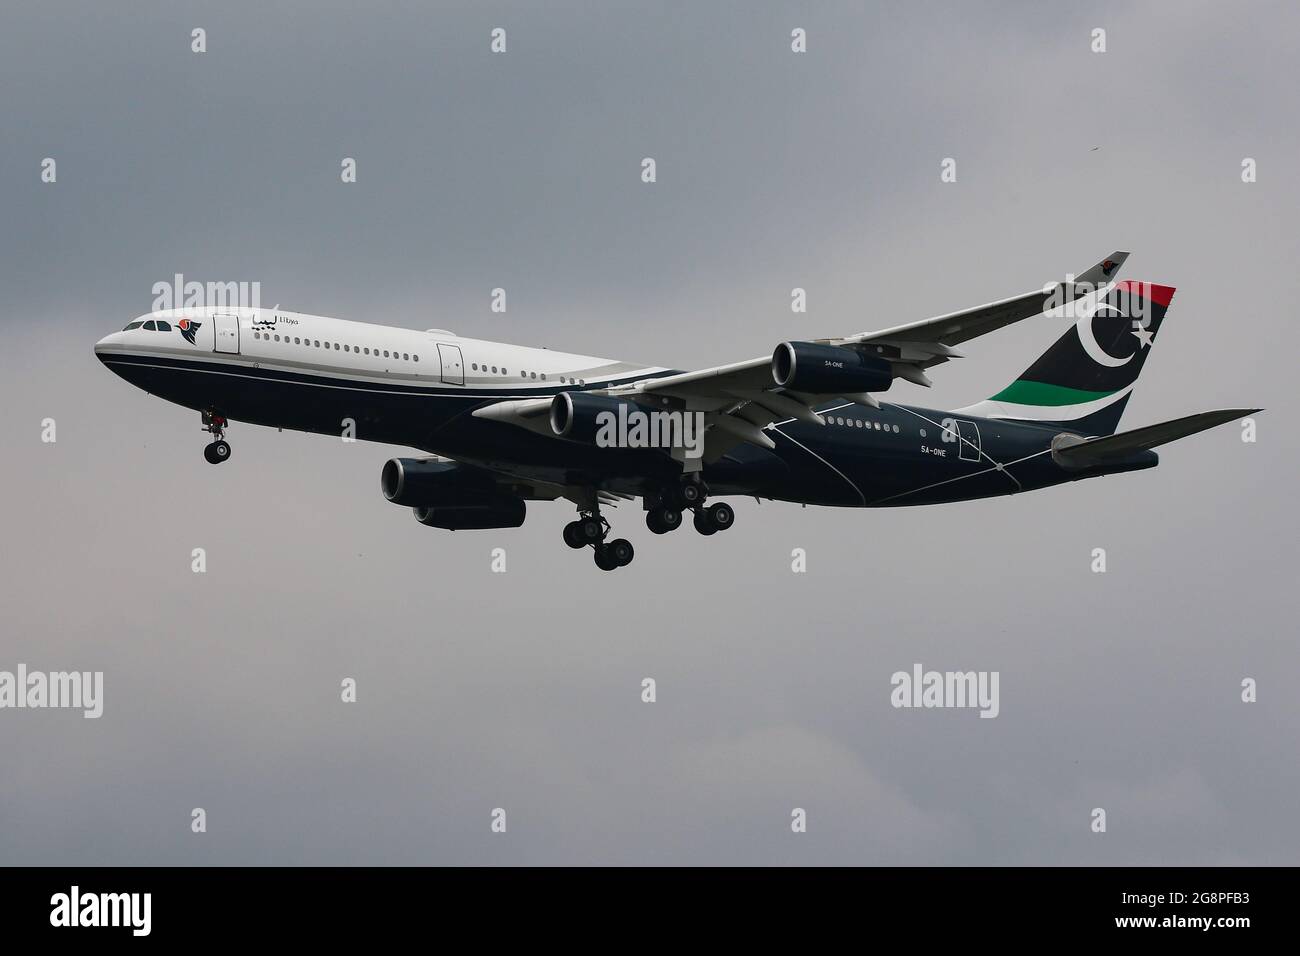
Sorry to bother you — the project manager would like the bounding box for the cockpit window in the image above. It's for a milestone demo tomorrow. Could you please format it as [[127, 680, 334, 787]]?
[[123, 321, 144, 331], [142, 320, 157, 331], [155, 320, 172, 332]]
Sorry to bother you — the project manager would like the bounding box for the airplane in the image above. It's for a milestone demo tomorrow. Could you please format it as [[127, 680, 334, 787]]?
[[94, 252, 1258, 571]]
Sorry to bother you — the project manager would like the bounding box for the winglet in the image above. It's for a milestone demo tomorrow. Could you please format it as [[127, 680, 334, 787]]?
[[1073, 251, 1129, 289]]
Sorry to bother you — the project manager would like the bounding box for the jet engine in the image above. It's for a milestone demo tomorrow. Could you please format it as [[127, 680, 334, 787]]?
[[412, 497, 525, 530], [771, 341, 893, 394], [381, 458, 526, 529], [549, 392, 650, 446]]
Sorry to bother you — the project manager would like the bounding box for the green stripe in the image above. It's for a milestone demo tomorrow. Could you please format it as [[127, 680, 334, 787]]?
[[989, 380, 1117, 407]]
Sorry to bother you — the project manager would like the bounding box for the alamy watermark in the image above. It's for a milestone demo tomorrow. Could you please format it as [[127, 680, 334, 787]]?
[[50, 886, 150, 936], [1042, 272, 1153, 326], [151, 273, 261, 312], [891, 663, 999, 718], [594, 405, 706, 459], [0, 664, 103, 718]]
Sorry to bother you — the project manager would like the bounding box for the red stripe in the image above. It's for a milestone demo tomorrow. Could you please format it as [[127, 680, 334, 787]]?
[[1115, 280, 1176, 307]]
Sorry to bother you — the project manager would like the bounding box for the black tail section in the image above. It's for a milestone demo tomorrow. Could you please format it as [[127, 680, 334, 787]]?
[[972, 281, 1175, 436]]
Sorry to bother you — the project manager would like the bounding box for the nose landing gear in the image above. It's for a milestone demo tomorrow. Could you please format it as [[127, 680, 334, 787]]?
[[201, 410, 231, 465]]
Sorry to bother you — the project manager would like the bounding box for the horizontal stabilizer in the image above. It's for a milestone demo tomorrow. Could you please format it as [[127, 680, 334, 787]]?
[[1052, 408, 1261, 470]]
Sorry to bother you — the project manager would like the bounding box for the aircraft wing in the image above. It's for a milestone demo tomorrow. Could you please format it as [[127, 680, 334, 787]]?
[[612, 252, 1130, 454]]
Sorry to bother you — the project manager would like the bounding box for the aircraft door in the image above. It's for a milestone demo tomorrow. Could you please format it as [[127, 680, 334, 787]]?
[[956, 419, 981, 462], [437, 343, 465, 385], [213, 312, 240, 354]]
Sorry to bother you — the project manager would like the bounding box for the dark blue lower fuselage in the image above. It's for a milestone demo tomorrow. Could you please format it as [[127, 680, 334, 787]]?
[[98, 351, 1155, 508]]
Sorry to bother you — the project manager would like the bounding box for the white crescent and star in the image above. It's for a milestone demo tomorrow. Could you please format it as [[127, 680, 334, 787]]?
[[1075, 303, 1134, 368]]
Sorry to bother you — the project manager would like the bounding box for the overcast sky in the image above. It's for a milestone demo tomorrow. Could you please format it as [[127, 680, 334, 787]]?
[[1, 0, 1297, 864]]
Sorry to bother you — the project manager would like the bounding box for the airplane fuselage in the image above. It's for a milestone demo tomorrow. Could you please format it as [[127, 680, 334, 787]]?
[[95, 306, 1154, 510]]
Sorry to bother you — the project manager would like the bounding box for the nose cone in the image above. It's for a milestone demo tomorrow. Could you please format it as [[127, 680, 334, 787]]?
[[94, 332, 130, 369], [94, 331, 126, 365]]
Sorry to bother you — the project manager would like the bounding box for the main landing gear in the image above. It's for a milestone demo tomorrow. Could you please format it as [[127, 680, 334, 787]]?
[[563, 510, 635, 572], [564, 476, 736, 571], [648, 476, 735, 537], [201, 409, 231, 465], [692, 500, 734, 536]]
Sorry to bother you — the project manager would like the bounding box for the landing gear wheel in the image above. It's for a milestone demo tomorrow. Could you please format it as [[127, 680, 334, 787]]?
[[693, 509, 717, 536], [705, 501, 734, 531], [608, 538, 634, 567], [678, 480, 705, 507], [562, 521, 586, 549], [204, 440, 231, 464], [593, 544, 620, 571], [201, 410, 230, 464], [646, 507, 683, 534], [578, 516, 605, 544]]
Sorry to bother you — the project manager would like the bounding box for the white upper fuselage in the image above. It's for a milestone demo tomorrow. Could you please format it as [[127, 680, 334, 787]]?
[[94, 306, 666, 395]]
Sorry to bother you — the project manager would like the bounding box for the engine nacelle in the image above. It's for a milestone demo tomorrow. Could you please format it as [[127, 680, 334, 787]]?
[[413, 497, 526, 530], [382, 458, 526, 529], [381, 458, 488, 507], [549, 392, 648, 446], [771, 341, 893, 394]]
